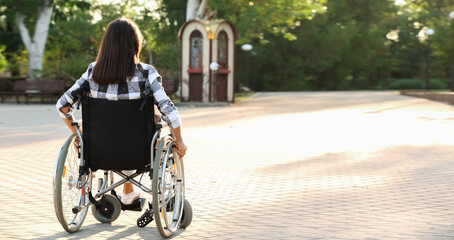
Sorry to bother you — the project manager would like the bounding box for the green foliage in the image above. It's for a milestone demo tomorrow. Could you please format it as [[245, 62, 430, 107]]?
[[234, 0, 396, 91], [5, 50, 28, 77], [210, 0, 326, 43], [2, 0, 454, 92], [393, 0, 454, 79], [0, 45, 7, 72], [44, 10, 97, 80], [143, 0, 187, 79], [430, 78, 449, 89], [388, 78, 449, 90], [0, 0, 92, 79], [388, 78, 425, 90]]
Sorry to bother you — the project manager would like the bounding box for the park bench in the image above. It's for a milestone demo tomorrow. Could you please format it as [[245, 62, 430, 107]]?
[[0, 80, 65, 104], [0, 79, 176, 104]]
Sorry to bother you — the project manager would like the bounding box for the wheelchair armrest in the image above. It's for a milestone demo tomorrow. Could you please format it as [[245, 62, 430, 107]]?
[[71, 120, 82, 127]]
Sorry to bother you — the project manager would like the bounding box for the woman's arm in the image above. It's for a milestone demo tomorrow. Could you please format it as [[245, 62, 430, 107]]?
[[60, 106, 78, 134], [170, 126, 187, 158], [146, 66, 187, 158], [56, 63, 93, 133]]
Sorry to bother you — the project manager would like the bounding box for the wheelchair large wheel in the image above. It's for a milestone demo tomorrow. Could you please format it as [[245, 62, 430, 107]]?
[[152, 136, 185, 238], [53, 134, 89, 233]]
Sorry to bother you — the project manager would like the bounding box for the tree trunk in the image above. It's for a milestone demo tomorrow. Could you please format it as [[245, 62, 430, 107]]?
[[186, 0, 208, 21], [16, 1, 53, 80], [196, 0, 208, 20], [186, 0, 199, 21]]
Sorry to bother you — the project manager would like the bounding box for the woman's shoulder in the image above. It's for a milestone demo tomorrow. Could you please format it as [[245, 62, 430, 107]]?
[[138, 63, 162, 83], [88, 62, 97, 69], [139, 63, 159, 74]]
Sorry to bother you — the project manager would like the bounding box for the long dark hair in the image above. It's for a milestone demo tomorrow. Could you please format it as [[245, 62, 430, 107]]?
[[93, 17, 144, 85]]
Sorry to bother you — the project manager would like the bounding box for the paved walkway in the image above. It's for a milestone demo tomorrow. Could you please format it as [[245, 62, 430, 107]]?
[[1, 91, 454, 239]]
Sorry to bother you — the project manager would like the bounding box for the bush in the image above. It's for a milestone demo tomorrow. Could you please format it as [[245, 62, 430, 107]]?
[[430, 79, 448, 90], [0, 46, 7, 72], [388, 78, 449, 90], [388, 79, 424, 89]]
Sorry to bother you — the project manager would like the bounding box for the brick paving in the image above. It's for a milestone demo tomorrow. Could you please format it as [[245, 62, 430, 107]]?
[[1, 91, 454, 239]]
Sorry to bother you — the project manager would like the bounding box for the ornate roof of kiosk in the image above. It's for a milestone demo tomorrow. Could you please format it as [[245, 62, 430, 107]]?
[[178, 19, 238, 41]]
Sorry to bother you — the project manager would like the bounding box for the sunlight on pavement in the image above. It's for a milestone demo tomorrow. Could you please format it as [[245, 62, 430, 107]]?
[[180, 93, 454, 238], [1, 92, 454, 239]]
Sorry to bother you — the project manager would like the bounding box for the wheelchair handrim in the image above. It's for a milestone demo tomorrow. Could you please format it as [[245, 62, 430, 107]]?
[[160, 143, 184, 232], [53, 134, 89, 232]]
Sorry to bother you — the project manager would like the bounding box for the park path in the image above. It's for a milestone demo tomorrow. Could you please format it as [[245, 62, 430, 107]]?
[[1, 91, 454, 239]]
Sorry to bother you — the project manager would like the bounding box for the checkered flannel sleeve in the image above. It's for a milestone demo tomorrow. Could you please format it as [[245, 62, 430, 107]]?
[[147, 70, 181, 129], [55, 65, 91, 119]]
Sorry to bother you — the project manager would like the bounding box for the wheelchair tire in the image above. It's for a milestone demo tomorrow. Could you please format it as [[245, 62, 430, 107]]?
[[91, 194, 122, 223], [153, 136, 185, 238], [180, 199, 193, 228], [53, 134, 89, 233]]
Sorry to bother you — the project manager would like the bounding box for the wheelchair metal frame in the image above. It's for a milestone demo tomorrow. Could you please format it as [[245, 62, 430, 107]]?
[[70, 126, 161, 214], [53, 86, 191, 237], [54, 120, 190, 238]]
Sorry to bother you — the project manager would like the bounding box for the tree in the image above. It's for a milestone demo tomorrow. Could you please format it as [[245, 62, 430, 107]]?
[[14, 0, 53, 79], [325, 0, 395, 89], [211, 0, 395, 90], [208, 0, 326, 42], [142, 0, 186, 78], [391, 0, 454, 80], [44, 10, 96, 80], [0, 0, 90, 80], [3, 0, 453, 91]]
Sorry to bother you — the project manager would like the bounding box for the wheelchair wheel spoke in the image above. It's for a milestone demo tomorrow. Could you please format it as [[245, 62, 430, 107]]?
[[54, 134, 88, 233], [153, 138, 185, 237], [69, 212, 78, 224]]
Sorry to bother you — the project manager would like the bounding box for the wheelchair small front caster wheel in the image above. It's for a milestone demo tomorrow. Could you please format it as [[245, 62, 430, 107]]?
[[180, 199, 193, 228], [92, 194, 121, 223]]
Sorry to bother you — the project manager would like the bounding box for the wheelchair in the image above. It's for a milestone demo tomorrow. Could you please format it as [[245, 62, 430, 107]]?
[[52, 88, 192, 238]]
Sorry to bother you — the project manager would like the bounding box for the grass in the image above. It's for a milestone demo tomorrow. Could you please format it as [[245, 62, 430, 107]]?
[[234, 91, 255, 102], [387, 78, 450, 90], [169, 94, 181, 104]]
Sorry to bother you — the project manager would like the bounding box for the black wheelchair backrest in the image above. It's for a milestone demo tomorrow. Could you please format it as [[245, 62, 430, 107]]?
[[82, 97, 155, 171]]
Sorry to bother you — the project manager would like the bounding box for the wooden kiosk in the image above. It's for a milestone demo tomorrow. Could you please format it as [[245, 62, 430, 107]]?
[[179, 20, 237, 102]]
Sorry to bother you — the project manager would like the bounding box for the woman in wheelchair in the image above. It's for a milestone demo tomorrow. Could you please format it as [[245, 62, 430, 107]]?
[[53, 17, 191, 237]]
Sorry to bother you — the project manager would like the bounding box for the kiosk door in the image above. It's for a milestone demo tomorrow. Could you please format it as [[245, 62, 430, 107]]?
[[189, 73, 203, 101], [188, 30, 204, 102], [216, 31, 229, 102], [217, 73, 228, 102]]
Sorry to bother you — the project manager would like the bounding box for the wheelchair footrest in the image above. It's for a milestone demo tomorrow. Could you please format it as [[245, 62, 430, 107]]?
[[120, 198, 146, 211], [137, 209, 154, 228]]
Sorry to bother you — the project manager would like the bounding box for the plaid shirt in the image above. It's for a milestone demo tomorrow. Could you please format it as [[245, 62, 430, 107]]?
[[56, 62, 181, 129]]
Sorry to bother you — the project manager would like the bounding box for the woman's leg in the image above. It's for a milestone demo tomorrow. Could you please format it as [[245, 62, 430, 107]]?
[[123, 182, 134, 194], [122, 170, 135, 194], [120, 170, 142, 204]]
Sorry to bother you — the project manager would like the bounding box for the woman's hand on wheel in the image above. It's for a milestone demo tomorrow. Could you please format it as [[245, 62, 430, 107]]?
[[174, 141, 187, 158], [73, 137, 81, 155]]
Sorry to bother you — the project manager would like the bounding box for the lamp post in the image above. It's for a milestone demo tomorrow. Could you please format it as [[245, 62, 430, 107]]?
[[209, 62, 218, 102], [241, 44, 253, 90], [425, 28, 434, 90], [450, 11, 454, 91], [206, 21, 216, 102]]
